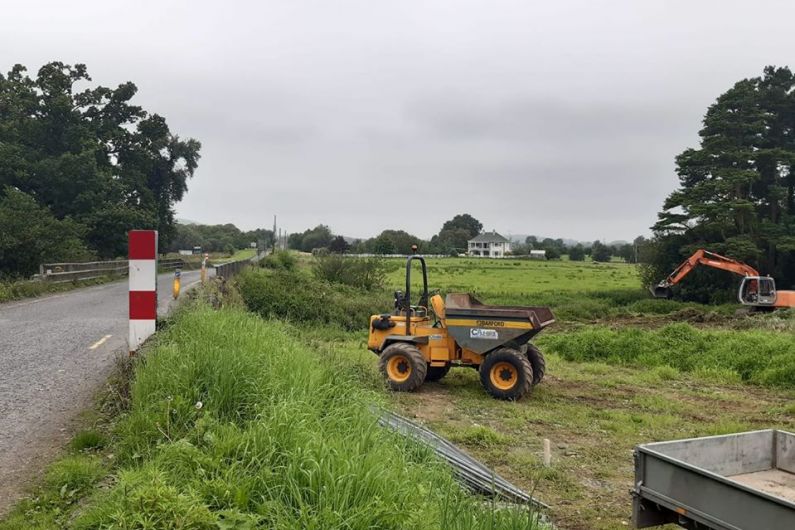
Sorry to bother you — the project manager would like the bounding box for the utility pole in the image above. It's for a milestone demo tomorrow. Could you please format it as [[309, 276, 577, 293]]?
[[272, 215, 277, 253]]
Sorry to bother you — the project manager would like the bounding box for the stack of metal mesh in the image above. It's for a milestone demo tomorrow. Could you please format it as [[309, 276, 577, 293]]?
[[377, 408, 549, 510]]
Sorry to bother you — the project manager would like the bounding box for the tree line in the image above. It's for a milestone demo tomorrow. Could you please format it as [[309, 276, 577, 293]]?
[[287, 214, 647, 263], [0, 63, 200, 278], [165, 223, 273, 255]]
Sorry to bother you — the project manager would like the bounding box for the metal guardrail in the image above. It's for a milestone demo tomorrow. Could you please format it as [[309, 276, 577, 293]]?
[[159, 258, 184, 270], [37, 258, 185, 283], [213, 251, 268, 280], [38, 260, 128, 283]]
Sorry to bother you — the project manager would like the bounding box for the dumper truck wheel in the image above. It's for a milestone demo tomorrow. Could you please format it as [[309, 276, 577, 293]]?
[[479, 348, 533, 400], [525, 344, 546, 385], [379, 343, 427, 392], [425, 364, 451, 382]]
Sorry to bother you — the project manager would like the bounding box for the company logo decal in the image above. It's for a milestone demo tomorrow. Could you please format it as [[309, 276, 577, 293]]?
[[470, 328, 499, 340]]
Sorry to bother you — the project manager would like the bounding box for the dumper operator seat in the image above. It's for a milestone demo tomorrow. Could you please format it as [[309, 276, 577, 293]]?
[[430, 294, 446, 327]]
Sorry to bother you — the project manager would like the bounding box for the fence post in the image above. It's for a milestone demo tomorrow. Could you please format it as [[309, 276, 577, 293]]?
[[128, 230, 158, 354]]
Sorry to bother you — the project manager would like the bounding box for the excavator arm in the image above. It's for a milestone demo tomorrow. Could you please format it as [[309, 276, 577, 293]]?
[[651, 249, 760, 298]]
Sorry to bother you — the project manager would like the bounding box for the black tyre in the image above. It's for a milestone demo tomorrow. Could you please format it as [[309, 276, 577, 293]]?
[[425, 364, 451, 382], [525, 344, 546, 385], [479, 348, 533, 400], [378, 343, 427, 392]]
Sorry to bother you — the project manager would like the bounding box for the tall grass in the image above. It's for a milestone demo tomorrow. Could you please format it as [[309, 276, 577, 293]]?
[[2, 306, 543, 529], [237, 267, 385, 330], [539, 322, 795, 388]]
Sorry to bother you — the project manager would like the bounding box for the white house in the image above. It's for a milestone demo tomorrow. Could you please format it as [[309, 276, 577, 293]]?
[[467, 231, 511, 258]]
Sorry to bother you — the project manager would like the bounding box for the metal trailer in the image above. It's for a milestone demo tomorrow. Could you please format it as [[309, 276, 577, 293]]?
[[633, 429, 795, 530]]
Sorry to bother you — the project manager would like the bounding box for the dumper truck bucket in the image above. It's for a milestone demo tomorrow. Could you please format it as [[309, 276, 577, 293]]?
[[444, 293, 555, 355], [650, 284, 672, 299]]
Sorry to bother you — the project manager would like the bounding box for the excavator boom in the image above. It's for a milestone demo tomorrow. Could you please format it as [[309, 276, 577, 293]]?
[[651, 249, 760, 299]]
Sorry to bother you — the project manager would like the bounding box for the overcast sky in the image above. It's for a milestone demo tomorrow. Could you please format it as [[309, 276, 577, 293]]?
[[2, 1, 793, 241]]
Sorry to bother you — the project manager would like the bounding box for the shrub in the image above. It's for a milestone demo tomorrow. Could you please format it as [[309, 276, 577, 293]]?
[[237, 268, 384, 330], [312, 254, 386, 290], [260, 250, 296, 271]]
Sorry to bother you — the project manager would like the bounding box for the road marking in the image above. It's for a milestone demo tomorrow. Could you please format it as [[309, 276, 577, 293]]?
[[89, 335, 113, 350]]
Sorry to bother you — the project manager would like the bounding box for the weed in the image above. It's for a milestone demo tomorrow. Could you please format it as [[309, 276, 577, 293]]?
[[70, 430, 107, 452]]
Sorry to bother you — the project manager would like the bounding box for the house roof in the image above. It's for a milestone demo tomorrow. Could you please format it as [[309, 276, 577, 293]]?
[[468, 231, 509, 243]]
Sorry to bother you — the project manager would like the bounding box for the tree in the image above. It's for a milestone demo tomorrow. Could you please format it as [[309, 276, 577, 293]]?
[[432, 227, 471, 254], [0, 187, 90, 278], [651, 66, 795, 298], [525, 236, 538, 247], [616, 243, 635, 263], [591, 240, 612, 262], [287, 225, 333, 252], [0, 62, 201, 260], [370, 230, 418, 254], [441, 214, 482, 238], [568, 244, 585, 261], [372, 236, 395, 255], [329, 235, 350, 253]]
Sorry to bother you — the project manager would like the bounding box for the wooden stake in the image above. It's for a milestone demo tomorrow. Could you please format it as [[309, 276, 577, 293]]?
[[543, 438, 552, 466]]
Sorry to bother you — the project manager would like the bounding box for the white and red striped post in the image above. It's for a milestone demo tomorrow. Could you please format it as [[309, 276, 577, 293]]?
[[128, 230, 158, 353]]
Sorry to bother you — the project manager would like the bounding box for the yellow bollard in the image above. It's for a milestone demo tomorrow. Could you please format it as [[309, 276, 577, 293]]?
[[172, 269, 181, 299], [200, 253, 208, 283]]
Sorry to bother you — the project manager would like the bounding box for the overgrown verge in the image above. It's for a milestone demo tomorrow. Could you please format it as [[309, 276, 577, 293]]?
[[237, 267, 385, 330], [1, 305, 543, 529], [539, 321, 795, 388]]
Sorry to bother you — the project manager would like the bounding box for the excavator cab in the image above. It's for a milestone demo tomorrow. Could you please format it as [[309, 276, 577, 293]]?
[[739, 276, 777, 306]]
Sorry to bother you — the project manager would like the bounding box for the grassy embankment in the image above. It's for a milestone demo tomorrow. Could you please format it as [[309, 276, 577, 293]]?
[[1, 301, 544, 529], [235, 256, 795, 529]]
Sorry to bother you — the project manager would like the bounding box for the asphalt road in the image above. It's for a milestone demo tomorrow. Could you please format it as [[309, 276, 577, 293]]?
[[0, 269, 211, 512]]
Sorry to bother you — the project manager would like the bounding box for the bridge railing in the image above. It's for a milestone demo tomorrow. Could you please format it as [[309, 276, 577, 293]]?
[[213, 251, 268, 280], [37, 258, 185, 283]]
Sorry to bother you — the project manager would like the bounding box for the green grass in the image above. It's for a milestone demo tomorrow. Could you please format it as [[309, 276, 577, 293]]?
[[539, 322, 795, 388], [305, 327, 795, 530], [2, 306, 546, 529], [228, 247, 256, 261]]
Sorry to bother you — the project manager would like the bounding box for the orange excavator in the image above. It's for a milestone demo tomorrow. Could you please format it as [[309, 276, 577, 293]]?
[[651, 249, 795, 309]]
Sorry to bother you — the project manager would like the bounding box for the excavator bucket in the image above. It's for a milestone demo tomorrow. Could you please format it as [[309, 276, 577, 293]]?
[[650, 284, 672, 299]]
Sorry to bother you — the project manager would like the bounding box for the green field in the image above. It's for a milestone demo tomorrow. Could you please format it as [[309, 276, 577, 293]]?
[[386, 258, 640, 297]]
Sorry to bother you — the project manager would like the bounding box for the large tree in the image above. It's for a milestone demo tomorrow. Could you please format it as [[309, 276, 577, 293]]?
[[431, 213, 483, 253], [0, 187, 90, 277], [651, 66, 795, 299], [0, 62, 201, 259]]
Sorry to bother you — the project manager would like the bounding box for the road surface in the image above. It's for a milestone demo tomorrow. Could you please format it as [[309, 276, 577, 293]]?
[[0, 269, 211, 513]]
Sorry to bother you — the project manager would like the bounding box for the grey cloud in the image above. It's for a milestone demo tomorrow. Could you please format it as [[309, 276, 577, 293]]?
[[1, 0, 792, 241]]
